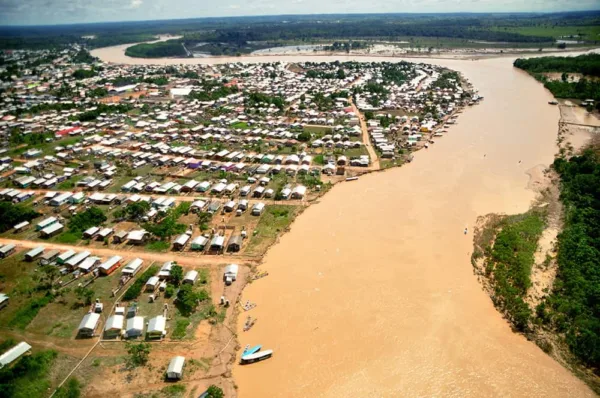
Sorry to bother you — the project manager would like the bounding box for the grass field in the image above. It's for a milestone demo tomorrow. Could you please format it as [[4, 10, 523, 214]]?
[[245, 205, 300, 256]]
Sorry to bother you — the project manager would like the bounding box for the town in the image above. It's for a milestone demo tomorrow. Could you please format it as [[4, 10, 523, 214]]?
[[0, 46, 476, 396]]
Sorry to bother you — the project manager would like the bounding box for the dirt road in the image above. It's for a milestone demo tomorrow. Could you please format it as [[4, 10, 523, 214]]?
[[350, 99, 380, 170], [0, 238, 258, 267]]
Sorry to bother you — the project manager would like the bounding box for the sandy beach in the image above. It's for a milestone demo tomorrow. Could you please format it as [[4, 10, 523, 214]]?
[[90, 47, 599, 397]]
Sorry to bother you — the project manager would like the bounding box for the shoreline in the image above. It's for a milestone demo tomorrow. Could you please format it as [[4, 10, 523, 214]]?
[[83, 48, 599, 396]]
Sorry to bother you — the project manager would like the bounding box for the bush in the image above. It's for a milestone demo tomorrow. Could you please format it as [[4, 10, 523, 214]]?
[[54, 377, 82, 398], [0, 202, 39, 233]]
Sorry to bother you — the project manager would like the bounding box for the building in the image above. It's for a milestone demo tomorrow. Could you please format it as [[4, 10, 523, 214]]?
[[147, 315, 166, 339], [0, 244, 16, 259], [191, 236, 209, 251], [0, 342, 31, 368], [166, 356, 185, 380], [0, 293, 8, 310], [104, 315, 124, 339], [24, 246, 44, 261], [122, 258, 143, 277], [40, 223, 64, 238], [99, 256, 123, 275], [227, 235, 243, 252], [126, 316, 144, 338], [224, 264, 239, 285], [183, 270, 198, 285], [78, 312, 101, 337]]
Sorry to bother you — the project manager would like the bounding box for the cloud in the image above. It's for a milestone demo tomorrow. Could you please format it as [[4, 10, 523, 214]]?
[[130, 0, 143, 8]]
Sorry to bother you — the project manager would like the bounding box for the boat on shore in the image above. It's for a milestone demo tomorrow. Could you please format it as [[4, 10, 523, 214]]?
[[548, 100, 559, 105], [240, 349, 273, 365]]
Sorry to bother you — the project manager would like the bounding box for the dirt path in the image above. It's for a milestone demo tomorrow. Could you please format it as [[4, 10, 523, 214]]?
[[350, 99, 380, 170], [0, 238, 259, 267]]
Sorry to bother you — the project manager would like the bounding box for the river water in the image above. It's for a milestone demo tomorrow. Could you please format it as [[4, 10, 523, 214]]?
[[92, 46, 596, 397]]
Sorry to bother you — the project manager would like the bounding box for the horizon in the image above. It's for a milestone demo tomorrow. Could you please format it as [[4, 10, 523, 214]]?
[[1, 0, 599, 27]]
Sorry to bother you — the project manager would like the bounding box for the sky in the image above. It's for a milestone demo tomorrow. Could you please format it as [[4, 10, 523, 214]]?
[[0, 0, 599, 26]]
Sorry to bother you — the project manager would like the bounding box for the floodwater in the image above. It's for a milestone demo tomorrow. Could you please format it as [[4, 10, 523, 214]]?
[[92, 46, 597, 397]]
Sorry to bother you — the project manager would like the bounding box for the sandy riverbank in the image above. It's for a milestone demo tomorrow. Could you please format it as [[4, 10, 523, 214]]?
[[88, 48, 600, 396]]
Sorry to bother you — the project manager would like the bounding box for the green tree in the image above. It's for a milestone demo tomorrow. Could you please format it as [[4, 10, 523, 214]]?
[[125, 201, 150, 220], [176, 285, 208, 316], [126, 342, 151, 367], [54, 377, 81, 398], [205, 385, 224, 398], [74, 286, 94, 306], [170, 264, 184, 286], [297, 131, 311, 142]]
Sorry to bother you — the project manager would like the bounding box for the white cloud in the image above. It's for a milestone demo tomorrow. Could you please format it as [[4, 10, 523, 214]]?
[[130, 0, 143, 8]]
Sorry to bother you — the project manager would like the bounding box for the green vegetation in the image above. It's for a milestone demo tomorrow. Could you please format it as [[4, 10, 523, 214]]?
[[175, 284, 209, 316], [9, 294, 54, 330], [0, 349, 58, 398], [54, 378, 82, 398], [485, 212, 545, 331], [63, 207, 107, 241], [246, 205, 300, 255], [145, 241, 171, 252], [160, 385, 186, 398], [72, 69, 96, 79], [514, 54, 600, 77], [514, 54, 600, 102], [188, 81, 238, 101], [125, 40, 187, 58], [143, 203, 189, 241], [245, 92, 285, 110], [0, 201, 39, 233], [123, 265, 160, 301], [544, 150, 600, 369], [171, 319, 190, 340], [126, 342, 151, 368], [204, 385, 224, 398]]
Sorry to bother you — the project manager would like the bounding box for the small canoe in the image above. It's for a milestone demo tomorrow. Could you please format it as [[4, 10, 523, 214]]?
[[243, 345, 262, 356], [241, 349, 273, 364]]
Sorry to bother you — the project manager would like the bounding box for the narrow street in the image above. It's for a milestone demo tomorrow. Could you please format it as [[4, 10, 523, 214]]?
[[350, 98, 380, 170]]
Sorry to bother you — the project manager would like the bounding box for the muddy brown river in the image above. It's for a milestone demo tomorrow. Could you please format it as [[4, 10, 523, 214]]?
[[93, 46, 596, 397]]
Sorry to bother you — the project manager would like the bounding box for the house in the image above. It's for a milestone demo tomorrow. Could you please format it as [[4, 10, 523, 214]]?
[[166, 356, 185, 380], [83, 226, 100, 239], [104, 315, 124, 339], [113, 230, 128, 243], [36, 216, 58, 231], [24, 246, 44, 261], [191, 236, 209, 251], [99, 256, 123, 275], [291, 185, 307, 199], [66, 251, 90, 269], [49, 192, 72, 207], [210, 235, 225, 253], [146, 276, 160, 292], [0, 294, 8, 310], [251, 202, 265, 216], [224, 264, 239, 285], [173, 234, 190, 251], [13, 221, 30, 233], [0, 244, 16, 259], [0, 342, 31, 368], [158, 262, 173, 279], [227, 235, 243, 252], [78, 257, 101, 273], [183, 270, 199, 285], [40, 223, 64, 238], [122, 258, 143, 277], [39, 250, 59, 265], [147, 315, 166, 339], [127, 230, 148, 245], [78, 312, 101, 337], [126, 316, 144, 338]]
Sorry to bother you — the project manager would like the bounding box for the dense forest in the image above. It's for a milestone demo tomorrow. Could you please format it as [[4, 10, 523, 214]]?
[[514, 55, 600, 103], [124, 40, 187, 58], [514, 54, 600, 77], [2, 12, 599, 52], [546, 150, 600, 370]]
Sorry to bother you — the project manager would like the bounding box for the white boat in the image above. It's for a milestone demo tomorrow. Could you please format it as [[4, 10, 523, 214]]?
[[240, 349, 273, 364]]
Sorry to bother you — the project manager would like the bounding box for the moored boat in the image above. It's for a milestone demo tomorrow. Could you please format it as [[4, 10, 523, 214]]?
[[242, 344, 262, 356], [240, 349, 273, 364]]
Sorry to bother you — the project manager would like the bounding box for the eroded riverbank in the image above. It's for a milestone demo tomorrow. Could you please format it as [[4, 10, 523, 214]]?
[[91, 49, 598, 396]]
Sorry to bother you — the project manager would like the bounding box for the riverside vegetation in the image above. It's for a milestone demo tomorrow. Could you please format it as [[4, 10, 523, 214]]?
[[514, 54, 600, 104], [473, 146, 600, 391]]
